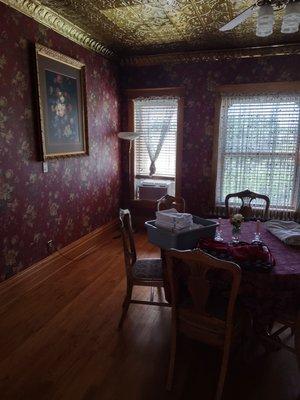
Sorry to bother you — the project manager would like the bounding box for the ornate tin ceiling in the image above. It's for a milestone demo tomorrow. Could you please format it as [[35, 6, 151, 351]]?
[[34, 0, 300, 54], [3, 0, 300, 57]]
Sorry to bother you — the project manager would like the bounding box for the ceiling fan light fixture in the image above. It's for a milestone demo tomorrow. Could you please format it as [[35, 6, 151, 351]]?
[[281, 19, 299, 32], [256, 25, 274, 36], [257, 4, 275, 24], [283, 1, 300, 23], [256, 4, 275, 36], [220, 0, 300, 37], [281, 1, 300, 33]]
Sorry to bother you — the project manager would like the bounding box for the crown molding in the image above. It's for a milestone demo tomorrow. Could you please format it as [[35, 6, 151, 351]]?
[[1, 0, 118, 60], [121, 43, 300, 67]]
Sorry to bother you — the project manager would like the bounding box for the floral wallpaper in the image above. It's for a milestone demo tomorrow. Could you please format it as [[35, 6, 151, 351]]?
[[121, 54, 300, 216], [1, 1, 300, 282], [0, 2, 120, 280]]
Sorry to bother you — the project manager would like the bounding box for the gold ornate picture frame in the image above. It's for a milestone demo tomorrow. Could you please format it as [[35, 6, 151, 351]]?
[[35, 44, 89, 160]]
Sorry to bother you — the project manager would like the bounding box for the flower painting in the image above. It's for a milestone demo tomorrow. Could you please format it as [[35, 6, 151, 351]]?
[[46, 71, 80, 143], [35, 44, 88, 159]]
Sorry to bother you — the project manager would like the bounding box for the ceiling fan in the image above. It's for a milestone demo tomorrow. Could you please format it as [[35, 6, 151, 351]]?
[[220, 0, 300, 36]]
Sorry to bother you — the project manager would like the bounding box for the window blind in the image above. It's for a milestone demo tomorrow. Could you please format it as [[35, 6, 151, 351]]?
[[134, 98, 178, 178], [216, 94, 300, 211]]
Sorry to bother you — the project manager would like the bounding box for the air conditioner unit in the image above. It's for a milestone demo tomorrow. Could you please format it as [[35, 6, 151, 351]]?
[[138, 180, 171, 201]]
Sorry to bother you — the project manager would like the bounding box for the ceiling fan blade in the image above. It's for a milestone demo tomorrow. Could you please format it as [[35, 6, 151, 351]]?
[[219, 4, 258, 32]]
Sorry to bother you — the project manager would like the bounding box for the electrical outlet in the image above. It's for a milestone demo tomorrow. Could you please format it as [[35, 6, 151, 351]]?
[[42, 161, 48, 173], [47, 240, 54, 253]]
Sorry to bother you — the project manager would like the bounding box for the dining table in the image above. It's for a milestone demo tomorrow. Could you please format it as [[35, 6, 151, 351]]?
[[215, 220, 300, 326], [146, 218, 300, 362], [209, 219, 300, 364]]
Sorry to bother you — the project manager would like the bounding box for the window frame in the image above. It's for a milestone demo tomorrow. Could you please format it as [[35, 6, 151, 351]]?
[[126, 87, 184, 203], [212, 81, 300, 211]]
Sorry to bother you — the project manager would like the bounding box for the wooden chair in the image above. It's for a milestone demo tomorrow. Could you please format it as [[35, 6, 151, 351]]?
[[165, 249, 242, 400], [225, 189, 270, 221], [118, 209, 169, 329], [157, 194, 186, 212]]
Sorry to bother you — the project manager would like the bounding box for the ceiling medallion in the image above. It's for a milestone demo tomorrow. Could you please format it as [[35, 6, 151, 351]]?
[[122, 43, 300, 66], [1, 0, 117, 60]]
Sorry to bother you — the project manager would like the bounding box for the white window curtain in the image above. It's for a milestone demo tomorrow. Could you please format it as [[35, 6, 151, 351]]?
[[216, 93, 300, 219], [134, 97, 178, 177]]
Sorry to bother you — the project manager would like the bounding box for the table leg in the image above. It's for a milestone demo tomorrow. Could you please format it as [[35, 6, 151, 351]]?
[[160, 248, 171, 303], [295, 311, 300, 368]]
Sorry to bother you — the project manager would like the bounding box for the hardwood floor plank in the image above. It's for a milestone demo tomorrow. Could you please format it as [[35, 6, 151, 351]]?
[[0, 236, 123, 360], [0, 231, 299, 400]]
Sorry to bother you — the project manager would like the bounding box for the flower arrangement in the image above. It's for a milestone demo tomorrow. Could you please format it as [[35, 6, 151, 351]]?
[[230, 213, 244, 243]]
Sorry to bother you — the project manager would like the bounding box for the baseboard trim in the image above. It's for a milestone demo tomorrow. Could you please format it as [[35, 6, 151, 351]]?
[[0, 218, 119, 303]]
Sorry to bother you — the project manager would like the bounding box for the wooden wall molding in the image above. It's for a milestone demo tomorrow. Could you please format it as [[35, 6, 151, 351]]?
[[121, 43, 300, 67], [0, 218, 119, 309], [1, 0, 117, 60]]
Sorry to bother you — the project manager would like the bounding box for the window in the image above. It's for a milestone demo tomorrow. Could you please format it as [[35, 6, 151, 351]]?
[[127, 89, 183, 201], [134, 98, 178, 178], [216, 93, 300, 211]]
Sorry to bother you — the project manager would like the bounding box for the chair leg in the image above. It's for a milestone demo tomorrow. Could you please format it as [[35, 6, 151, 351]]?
[[166, 317, 177, 391], [157, 287, 163, 301], [291, 325, 295, 337], [118, 283, 133, 330], [149, 286, 154, 302], [215, 340, 231, 400]]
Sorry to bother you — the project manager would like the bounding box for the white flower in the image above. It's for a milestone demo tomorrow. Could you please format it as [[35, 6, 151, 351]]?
[[232, 213, 244, 222], [231, 214, 244, 228]]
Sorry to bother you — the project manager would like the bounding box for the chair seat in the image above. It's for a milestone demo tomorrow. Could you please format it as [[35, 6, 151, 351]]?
[[132, 258, 163, 281]]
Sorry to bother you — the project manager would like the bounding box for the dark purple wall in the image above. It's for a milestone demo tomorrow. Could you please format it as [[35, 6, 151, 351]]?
[[121, 55, 300, 215], [0, 3, 121, 280], [1, 0, 300, 281]]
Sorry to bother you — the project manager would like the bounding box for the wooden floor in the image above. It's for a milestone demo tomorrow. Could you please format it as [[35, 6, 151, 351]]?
[[0, 229, 299, 400]]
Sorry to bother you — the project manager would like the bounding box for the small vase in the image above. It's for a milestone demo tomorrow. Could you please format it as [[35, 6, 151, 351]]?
[[231, 227, 241, 244]]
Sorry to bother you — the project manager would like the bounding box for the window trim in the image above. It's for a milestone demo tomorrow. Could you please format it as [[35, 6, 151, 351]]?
[[211, 81, 300, 211], [126, 87, 184, 203]]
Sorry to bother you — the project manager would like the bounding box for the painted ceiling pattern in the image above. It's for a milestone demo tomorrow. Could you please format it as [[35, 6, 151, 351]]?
[[28, 0, 299, 55]]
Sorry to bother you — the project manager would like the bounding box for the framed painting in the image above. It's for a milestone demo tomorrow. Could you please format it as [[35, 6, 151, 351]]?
[[35, 44, 89, 160]]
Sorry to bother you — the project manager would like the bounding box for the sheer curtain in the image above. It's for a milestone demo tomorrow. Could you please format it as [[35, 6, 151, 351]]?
[[215, 93, 300, 220], [134, 97, 178, 177]]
